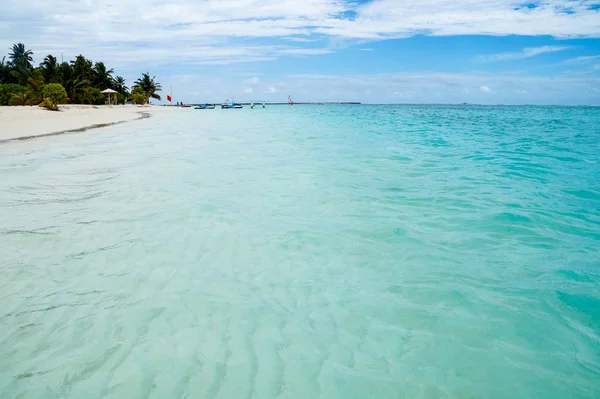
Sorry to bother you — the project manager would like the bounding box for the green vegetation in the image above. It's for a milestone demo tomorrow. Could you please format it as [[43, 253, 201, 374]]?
[[0, 43, 161, 107], [133, 73, 162, 104], [0, 83, 26, 105], [131, 86, 148, 105], [41, 83, 68, 110]]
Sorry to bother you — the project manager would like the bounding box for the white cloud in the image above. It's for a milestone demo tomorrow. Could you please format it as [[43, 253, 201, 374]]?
[[563, 55, 600, 64], [359, 48, 374, 51], [516, 89, 528, 94], [2, 0, 600, 107], [166, 70, 600, 105], [268, 86, 278, 93], [284, 37, 319, 42], [279, 48, 332, 55], [244, 77, 261, 86], [475, 46, 573, 62], [244, 87, 254, 93], [1, 0, 599, 71], [315, 1, 600, 39], [480, 86, 491, 92]]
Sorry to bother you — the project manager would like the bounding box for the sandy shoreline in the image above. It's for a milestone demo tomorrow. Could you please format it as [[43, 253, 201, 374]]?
[[0, 104, 160, 142]]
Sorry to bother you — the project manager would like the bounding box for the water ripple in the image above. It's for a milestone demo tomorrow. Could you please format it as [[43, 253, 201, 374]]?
[[0, 105, 599, 398]]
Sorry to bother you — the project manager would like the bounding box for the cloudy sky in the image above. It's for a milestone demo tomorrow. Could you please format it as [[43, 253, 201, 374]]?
[[1, 0, 600, 104]]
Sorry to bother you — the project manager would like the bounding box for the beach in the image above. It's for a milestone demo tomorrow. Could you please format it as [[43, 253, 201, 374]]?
[[0, 104, 157, 142]]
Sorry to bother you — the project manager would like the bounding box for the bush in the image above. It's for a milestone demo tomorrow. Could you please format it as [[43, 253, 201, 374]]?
[[131, 86, 147, 104], [10, 92, 29, 106], [39, 98, 54, 110], [26, 72, 45, 105], [25, 94, 42, 106], [116, 92, 125, 105], [41, 83, 67, 110], [0, 84, 27, 105], [90, 88, 104, 105], [132, 92, 146, 104]]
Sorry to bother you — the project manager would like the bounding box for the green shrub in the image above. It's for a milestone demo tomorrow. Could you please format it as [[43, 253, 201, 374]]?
[[39, 97, 54, 110], [132, 92, 146, 104], [0, 83, 27, 105], [131, 86, 147, 104], [26, 71, 45, 105], [41, 83, 67, 110], [10, 92, 29, 106], [90, 87, 104, 105]]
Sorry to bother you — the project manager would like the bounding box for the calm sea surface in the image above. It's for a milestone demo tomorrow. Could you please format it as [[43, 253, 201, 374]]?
[[1, 105, 599, 398]]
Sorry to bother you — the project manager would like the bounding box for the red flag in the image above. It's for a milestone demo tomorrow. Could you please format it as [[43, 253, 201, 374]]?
[[167, 94, 172, 103]]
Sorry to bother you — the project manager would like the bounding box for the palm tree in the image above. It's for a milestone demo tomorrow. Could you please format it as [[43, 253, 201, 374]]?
[[9, 43, 34, 69], [10, 91, 29, 106], [71, 77, 93, 104], [133, 72, 162, 102], [113, 75, 128, 95], [54, 62, 74, 100], [71, 55, 93, 82], [40, 55, 59, 83], [92, 61, 114, 89], [0, 56, 14, 83], [10, 64, 33, 86], [26, 70, 45, 104]]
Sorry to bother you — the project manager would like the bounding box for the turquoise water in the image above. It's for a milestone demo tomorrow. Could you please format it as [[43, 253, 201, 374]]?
[[1, 105, 599, 398]]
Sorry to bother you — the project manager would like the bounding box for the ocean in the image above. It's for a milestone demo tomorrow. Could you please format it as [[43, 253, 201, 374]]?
[[1, 105, 599, 398]]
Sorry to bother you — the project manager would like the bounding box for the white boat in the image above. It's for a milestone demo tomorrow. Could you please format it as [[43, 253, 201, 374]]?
[[222, 99, 243, 109], [222, 103, 243, 109]]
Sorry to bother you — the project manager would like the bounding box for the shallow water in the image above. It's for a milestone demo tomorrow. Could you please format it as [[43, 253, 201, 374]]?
[[1, 105, 599, 398]]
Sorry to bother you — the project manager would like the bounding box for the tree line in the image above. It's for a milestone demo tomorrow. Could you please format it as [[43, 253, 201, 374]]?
[[0, 43, 162, 108]]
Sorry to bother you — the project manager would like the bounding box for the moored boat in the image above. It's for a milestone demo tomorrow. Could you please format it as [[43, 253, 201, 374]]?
[[222, 102, 243, 109]]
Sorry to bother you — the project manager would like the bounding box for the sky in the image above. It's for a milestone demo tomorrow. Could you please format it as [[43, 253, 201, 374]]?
[[1, 0, 600, 104]]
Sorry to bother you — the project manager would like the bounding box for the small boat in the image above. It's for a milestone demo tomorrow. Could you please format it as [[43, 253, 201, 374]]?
[[181, 104, 192, 108], [195, 104, 215, 109], [222, 102, 243, 109], [262, 102, 266, 108], [288, 95, 293, 106], [250, 102, 255, 109]]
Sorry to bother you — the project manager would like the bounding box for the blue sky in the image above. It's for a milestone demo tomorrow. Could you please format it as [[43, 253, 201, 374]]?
[[1, 0, 600, 104]]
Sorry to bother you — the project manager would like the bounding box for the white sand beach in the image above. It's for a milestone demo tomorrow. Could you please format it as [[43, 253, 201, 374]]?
[[0, 105, 158, 142]]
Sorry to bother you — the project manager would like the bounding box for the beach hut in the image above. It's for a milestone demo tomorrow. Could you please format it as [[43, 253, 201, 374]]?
[[101, 88, 118, 105]]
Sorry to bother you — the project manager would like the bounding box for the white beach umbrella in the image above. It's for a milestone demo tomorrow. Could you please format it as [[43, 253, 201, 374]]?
[[101, 88, 118, 105]]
